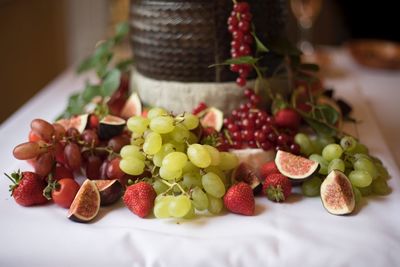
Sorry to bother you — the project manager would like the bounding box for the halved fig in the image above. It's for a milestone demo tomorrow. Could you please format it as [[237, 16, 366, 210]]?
[[68, 180, 100, 222], [120, 92, 142, 119], [200, 107, 223, 131], [57, 114, 89, 133], [93, 179, 123, 206], [98, 115, 126, 140], [230, 148, 275, 177], [231, 163, 261, 193], [320, 170, 355, 215], [275, 150, 318, 180]]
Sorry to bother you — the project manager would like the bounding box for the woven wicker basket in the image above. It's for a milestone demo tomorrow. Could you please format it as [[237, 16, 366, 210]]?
[[129, 0, 287, 83]]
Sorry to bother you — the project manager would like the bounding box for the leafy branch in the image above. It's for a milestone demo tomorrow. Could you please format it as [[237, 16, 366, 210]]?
[[57, 22, 133, 120]]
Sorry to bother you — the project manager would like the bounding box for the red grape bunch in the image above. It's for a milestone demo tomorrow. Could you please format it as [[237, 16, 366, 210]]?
[[12, 116, 134, 186]]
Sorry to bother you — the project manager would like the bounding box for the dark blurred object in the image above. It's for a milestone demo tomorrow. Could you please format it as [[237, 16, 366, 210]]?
[[336, 1, 400, 42], [130, 0, 287, 83], [347, 40, 400, 70]]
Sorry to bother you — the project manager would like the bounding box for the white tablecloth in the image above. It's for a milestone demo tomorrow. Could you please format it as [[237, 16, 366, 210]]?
[[0, 49, 399, 267]]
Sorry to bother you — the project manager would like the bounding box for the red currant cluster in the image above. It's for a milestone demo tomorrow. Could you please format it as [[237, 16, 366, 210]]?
[[228, 1, 254, 87], [222, 89, 301, 154]]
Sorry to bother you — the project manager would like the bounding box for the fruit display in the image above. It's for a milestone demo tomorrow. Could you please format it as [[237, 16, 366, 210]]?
[[3, 1, 392, 224]]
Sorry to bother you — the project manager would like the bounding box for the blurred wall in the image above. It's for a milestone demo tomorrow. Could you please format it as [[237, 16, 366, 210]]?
[[0, 0, 109, 124]]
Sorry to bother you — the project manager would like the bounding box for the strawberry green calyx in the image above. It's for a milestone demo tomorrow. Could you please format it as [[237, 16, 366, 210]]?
[[4, 170, 23, 195], [265, 185, 285, 202]]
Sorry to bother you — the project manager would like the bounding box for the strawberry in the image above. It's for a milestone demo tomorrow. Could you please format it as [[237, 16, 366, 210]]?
[[259, 161, 280, 178], [123, 181, 156, 218], [263, 173, 292, 202], [274, 108, 301, 129], [223, 182, 255, 216], [5, 170, 48, 206]]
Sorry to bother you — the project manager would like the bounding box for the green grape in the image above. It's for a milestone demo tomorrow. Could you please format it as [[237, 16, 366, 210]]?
[[358, 184, 372, 196], [162, 152, 188, 171], [203, 145, 221, 166], [180, 113, 199, 130], [119, 157, 145, 176], [353, 153, 371, 161], [169, 195, 192, 218], [147, 107, 168, 120], [301, 176, 322, 197], [328, 158, 345, 173], [169, 124, 189, 143], [153, 143, 175, 167], [352, 143, 369, 154], [205, 166, 228, 187], [143, 132, 162, 155], [202, 172, 225, 198], [169, 140, 186, 152], [187, 132, 199, 144], [183, 204, 196, 219], [153, 179, 169, 195], [191, 187, 209, 211], [294, 133, 314, 156], [353, 158, 378, 179], [207, 194, 223, 214], [371, 178, 391, 195], [127, 116, 150, 134], [150, 116, 175, 134], [182, 161, 199, 174], [120, 145, 145, 160], [376, 164, 389, 180], [131, 137, 144, 147], [340, 136, 357, 152], [352, 186, 362, 205], [309, 154, 329, 175], [187, 144, 211, 168], [322, 144, 343, 162], [154, 195, 173, 218], [159, 166, 182, 180], [349, 170, 373, 188], [182, 172, 202, 189], [218, 152, 239, 171]]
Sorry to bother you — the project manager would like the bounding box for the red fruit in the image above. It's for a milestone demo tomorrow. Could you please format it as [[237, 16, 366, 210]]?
[[5, 171, 48, 206], [106, 157, 125, 181], [262, 173, 292, 202], [53, 164, 74, 180], [259, 161, 280, 178], [223, 182, 255, 216], [274, 108, 301, 129], [88, 114, 99, 129], [28, 131, 42, 142], [48, 178, 80, 209], [123, 182, 156, 218]]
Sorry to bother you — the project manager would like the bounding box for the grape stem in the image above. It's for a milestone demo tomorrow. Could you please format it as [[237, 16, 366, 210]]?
[[159, 179, 189, 197]]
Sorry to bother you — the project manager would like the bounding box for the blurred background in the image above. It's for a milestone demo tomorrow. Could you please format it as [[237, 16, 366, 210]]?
[[0, 0, 398, 123]]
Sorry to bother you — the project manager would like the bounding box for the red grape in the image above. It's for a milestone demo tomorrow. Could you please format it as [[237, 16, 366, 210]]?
[[31, 119, 54, 141], [85, 155, 102, 180], [64, 143, 82, 171], [13, 142, 43, 160]]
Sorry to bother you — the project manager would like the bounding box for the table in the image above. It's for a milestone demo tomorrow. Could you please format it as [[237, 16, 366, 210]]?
[[0, 48, 399, 267]]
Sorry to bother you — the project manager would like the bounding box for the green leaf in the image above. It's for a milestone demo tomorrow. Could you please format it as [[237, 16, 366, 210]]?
[[66, 93, 85, 115], [299, 63, 320, 72], [77, 41, 113, 74], [114, 22, 129, 43], [314, 104, 339, 125], [82, 84, 101, 102], [302, 116, 337, 137], [101, 69, 121, 97], [209, 56, 260, 67], [251, 33, 269, 53], [116, 59, 134, 72]]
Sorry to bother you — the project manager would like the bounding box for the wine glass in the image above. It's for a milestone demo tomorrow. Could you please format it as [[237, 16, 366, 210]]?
[[290, 0, 322, 55]]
